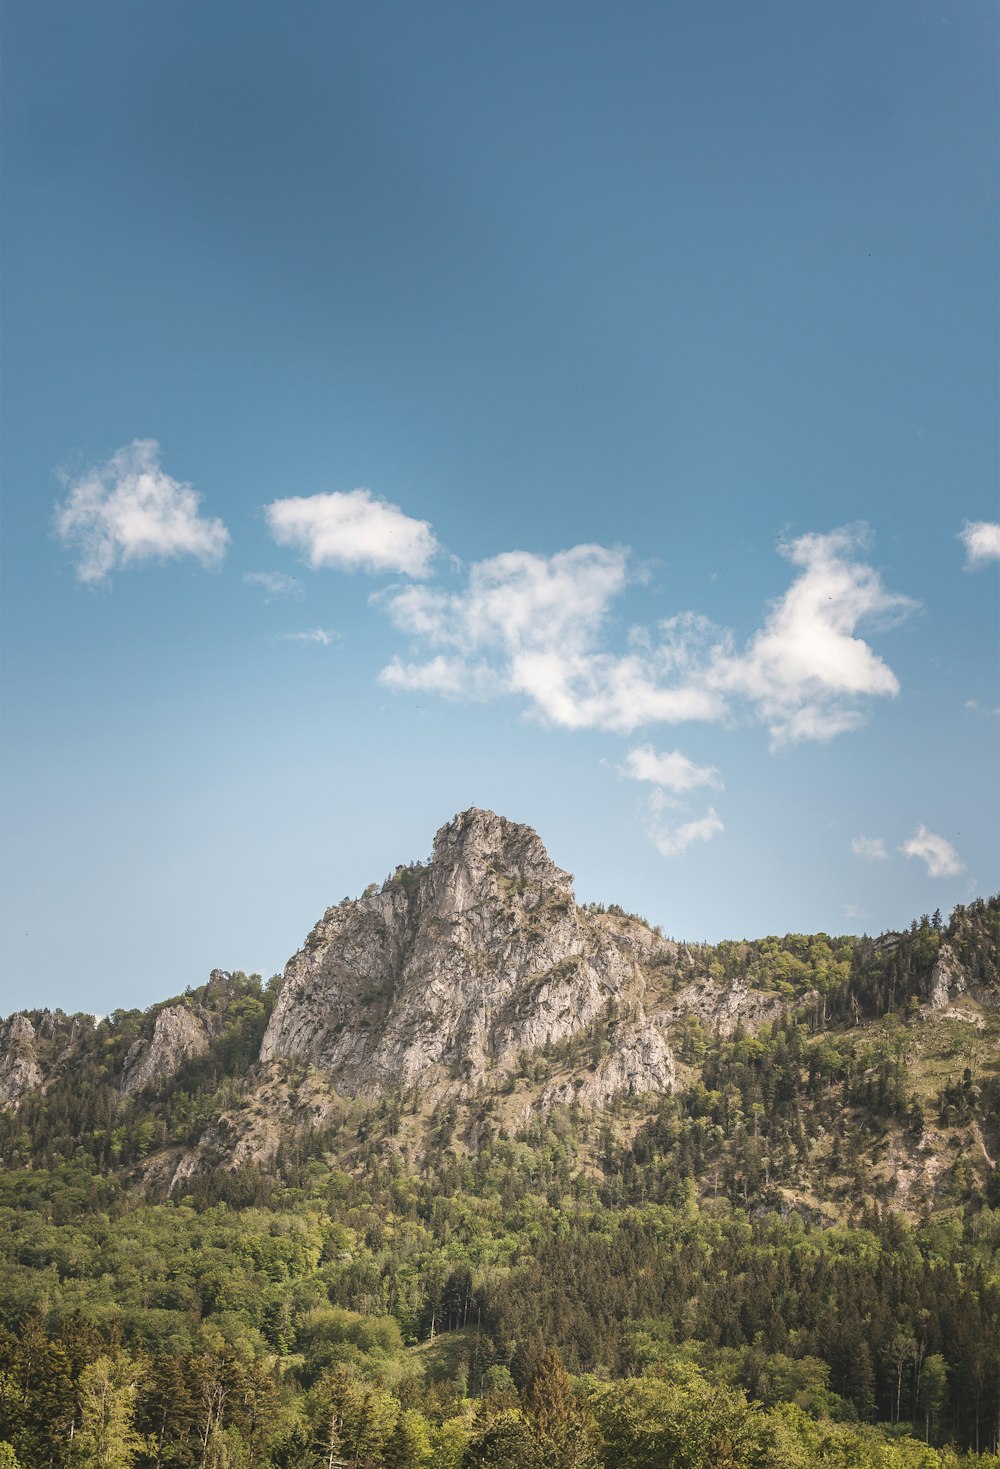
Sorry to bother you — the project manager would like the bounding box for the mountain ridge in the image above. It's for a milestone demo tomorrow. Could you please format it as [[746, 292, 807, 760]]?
[[1, 807, 997, 1222]]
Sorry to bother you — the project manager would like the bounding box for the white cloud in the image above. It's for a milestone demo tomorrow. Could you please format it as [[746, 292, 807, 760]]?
[[851, 834, 888, 862], [507, 649, 725, 731], [650, 804, 724, 858], [245, 570, 303, 600], [706, 526, 916, 746], [381, 653, 494, 697], [377, 544, 726, 732], [623, 744, 722, 793], [377, 526, 912, 745], [900, 825, 964, 878], [959, 520, 1000, 568], [378, 544, 723, 731], [54, 439, 229, 584], [623, 744, 725, 859], [265, 488, 438, 577], [278, 627, 336, 646], [380, 545, 629, 653]]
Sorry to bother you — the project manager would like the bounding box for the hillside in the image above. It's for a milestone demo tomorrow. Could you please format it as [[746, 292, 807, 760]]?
[[1, 810, 998, 1468]]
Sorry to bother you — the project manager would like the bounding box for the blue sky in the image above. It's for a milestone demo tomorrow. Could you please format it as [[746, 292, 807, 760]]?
[[2, 0, 997, 1016]]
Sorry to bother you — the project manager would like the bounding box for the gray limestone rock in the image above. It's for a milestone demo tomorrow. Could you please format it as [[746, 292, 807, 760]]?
[[656, 975, 786, 1039], [260, 807, 678, 1104], [120, 1002, 211, 1095], [0, 1014, 43, 1108], [542, 1021, 676, 1110], [926, 943, 969, 1011]]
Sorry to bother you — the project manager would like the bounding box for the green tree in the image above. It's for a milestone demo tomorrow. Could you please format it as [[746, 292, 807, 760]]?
[[72, 1354, 148, 1469], [138, 1353, 201, 1467], [919, 1354, 948, 1443], [3, 1309, 76, 1467], [462, 1410, 547, 1469], [522, 1349, 599, 1469], [381, 1410, 433, 1468], [308, 1370, 396, 1469]]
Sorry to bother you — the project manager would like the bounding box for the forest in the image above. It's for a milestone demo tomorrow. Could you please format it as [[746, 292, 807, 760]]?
[[0, 899, 998, 1468]]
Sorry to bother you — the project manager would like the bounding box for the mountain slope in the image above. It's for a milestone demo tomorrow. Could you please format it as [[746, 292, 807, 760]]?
[[0, 808, 997, 1218]]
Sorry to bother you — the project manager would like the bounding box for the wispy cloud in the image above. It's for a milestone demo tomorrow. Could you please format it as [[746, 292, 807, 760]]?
[[377, 544, 726, 730], [54, 439, 229, 584], [623, 744, 722, 794], [649, 803, 724, 858], [378, 526, 913, 746], [244, 570, 303, 600], [900, 825, 964, 878], [620, 743, 725, 858], [851, 834, 888, 862], [959, 520, 1000, 569], [278, 627, 337, 646], [265, 488, 438, 578]]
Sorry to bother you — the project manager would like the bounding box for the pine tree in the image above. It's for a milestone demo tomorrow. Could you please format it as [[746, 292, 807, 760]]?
[[523, 1348, 599, 1469]]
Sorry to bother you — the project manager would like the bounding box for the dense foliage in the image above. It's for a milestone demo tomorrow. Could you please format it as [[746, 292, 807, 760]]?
[[1, 901, 998, 1467]]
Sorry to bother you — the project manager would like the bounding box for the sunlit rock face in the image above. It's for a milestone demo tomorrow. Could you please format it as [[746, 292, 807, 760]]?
[[260, 807, 677, 1102], [0, 1014, 44, 1108], [120, 1002, 212, 1096], [927, 944, 969, 1010]]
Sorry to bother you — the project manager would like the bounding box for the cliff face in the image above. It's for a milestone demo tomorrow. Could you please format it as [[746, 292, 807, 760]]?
[[0, 1015, 44, 1109], [120, 1001, 213, 1096], [260, 808, 677, 1101]]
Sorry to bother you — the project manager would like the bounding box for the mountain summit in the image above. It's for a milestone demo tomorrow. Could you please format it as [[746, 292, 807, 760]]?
[[260, 807, 677, 1105]]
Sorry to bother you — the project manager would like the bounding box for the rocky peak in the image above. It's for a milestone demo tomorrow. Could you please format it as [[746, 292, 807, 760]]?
[[259, 807, 676, 1102], [426, 807, 574, 915]]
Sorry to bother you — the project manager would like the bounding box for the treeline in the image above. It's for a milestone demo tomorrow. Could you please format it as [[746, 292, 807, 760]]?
[[479, 1204, 1000, 1448], [3, 1309, 998, 1467]]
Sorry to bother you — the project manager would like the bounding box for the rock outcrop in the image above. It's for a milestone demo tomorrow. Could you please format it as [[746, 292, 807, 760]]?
[[542, 1020, 676, 1111], [925, 941, 999, 1014], [656, 974, 790, 1039], [926, 944, 969, 1010], [0, 1014, 44, 1108], [261, 808, 679, 1103], [120, 1001, 212, 1095]]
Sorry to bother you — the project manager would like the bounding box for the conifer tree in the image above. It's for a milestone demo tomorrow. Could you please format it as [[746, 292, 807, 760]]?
[[523, 1348, 599, 1469]]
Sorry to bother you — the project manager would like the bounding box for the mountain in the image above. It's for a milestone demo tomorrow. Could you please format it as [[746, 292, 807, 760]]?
[[2, 810, 1000, 1468], [1, 807, 997, 1217]]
